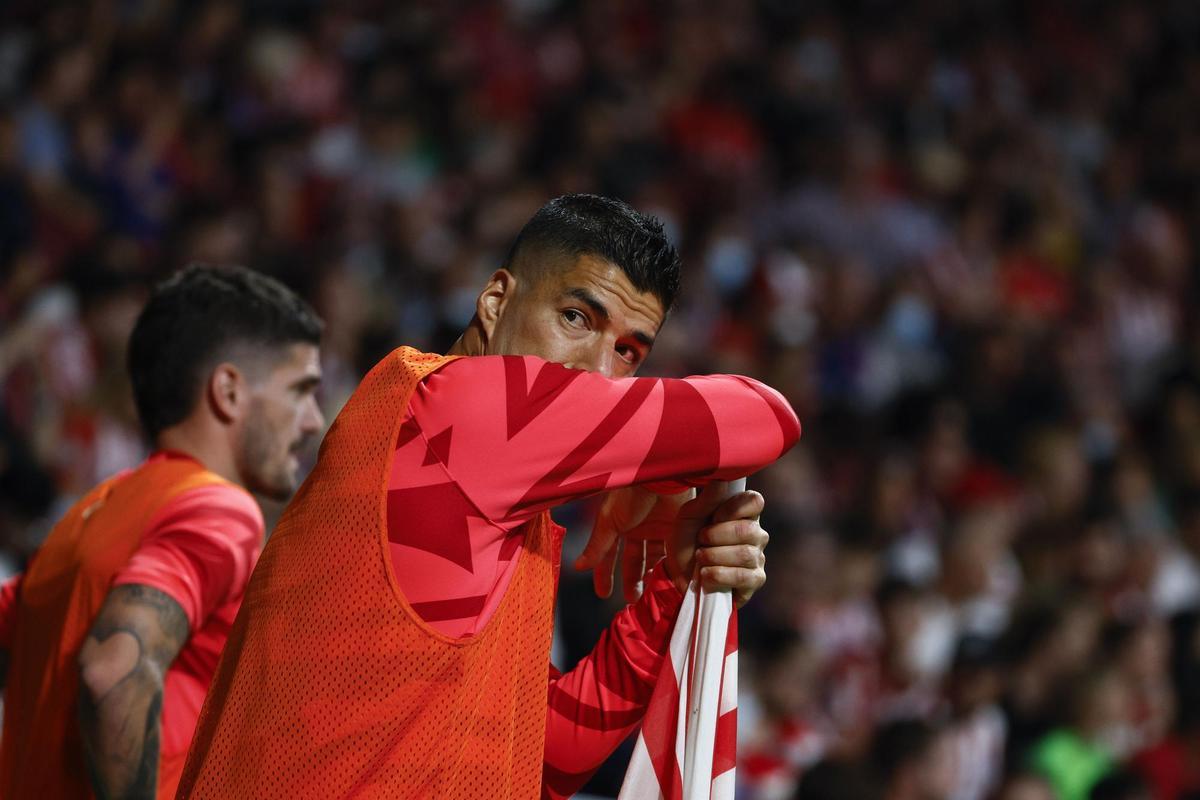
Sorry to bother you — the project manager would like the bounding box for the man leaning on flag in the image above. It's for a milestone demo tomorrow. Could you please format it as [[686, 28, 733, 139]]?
[[0, 265, 325, 800], [179, 194, 801, 798]]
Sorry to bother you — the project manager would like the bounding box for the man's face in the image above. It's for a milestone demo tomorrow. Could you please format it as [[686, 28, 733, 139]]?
[[918, 732, 958, 800], [237, 342, 324, 500], [485, 254, 666, 378]]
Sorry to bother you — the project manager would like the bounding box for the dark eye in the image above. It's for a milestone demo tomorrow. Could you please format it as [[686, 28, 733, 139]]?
[[616, 345, 638, 364], [562, 309, 588, 328]]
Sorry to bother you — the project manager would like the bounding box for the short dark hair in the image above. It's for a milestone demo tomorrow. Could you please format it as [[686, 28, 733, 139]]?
[[794, 759, 882, 800], [870, 719, 937, 782], [128, 264, 323, 440], [502, 193, 682, 311], [1090, 771, 1152, 800]]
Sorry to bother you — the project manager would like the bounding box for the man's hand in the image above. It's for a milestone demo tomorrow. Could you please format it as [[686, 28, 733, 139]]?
[[574, 486, 693, 601], [665, 485, 768, 608]]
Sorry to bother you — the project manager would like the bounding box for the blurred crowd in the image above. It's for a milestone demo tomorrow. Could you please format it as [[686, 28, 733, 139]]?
[[2, 1, 1200, 799]]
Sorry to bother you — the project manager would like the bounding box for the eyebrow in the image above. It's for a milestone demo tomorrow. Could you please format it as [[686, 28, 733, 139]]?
[[567, 287, 610, 321], [565, 287, 657, 348]]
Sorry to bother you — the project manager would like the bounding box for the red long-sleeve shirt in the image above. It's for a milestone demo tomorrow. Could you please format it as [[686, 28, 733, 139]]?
[[386, 354, 800, 795]]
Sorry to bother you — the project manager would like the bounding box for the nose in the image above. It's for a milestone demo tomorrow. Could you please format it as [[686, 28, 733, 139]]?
[[301, 396, 325, 436], [569, 346, 616, 378]]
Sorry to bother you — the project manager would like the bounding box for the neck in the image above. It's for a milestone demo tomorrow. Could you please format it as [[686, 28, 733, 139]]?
[[447, 322, 486, 357], [155, 420, 244, 488], [886, 775, 921, 800]]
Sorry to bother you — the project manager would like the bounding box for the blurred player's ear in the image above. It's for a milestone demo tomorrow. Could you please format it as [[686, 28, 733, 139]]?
[[476, 269, 517, 348], [208, 363, 247, 424]]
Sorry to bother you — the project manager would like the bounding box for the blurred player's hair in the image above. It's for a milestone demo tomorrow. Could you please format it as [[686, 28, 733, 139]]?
[[869, 718, 938, 783], [794, 758, 882, 800], [1089, 771, 1152, 800], [128, 263, 323, 440], [750, 626, 806, 673], [502, 193, 682, 311]]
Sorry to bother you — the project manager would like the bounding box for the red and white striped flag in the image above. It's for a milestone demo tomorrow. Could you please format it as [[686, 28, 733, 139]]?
[[620, 480, 741, 800]]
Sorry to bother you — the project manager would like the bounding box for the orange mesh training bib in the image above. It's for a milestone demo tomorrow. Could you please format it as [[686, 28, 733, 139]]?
[[0, 457, 229, 800], [179, 347, 560, 799]]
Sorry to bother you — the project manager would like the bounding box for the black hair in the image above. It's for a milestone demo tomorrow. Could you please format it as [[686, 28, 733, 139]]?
[[794, 758, 882, 800], [128, 264, 323, 440], [951, 634, 1002, 674], [750, 626, 808, 677], [1090, 771, 1152, 800], [501, 193, 682, 311], [875, 576, 922, 611], [869, 718, 938, 782]]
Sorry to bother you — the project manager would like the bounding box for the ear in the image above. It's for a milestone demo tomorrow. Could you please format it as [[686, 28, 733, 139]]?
[[475, 269, 518, 347], [207, 363, 247, 424]]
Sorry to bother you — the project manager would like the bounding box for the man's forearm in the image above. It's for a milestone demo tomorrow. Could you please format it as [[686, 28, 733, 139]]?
[[77, 583, 190, 800], [78, 635, 165, 799], [543, 563, 683, 798]]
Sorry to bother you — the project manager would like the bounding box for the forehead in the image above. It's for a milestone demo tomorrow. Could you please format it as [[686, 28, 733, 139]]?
[[241, 341, 321, 382], [276, 341, 321, 373], [536, 253, 666, 331]]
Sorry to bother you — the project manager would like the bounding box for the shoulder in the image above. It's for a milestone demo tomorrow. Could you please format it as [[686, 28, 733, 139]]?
[[152, 482, 264, 546]]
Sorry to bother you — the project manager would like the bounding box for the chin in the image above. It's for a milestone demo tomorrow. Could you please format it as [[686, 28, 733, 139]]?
[[251, 472, 298, 502]]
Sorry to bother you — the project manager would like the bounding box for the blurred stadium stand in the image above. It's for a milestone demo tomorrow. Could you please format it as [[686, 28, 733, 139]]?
[[2, 2, 1200, 798]]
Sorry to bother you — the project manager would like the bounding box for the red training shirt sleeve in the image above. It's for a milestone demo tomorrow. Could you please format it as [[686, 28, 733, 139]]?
[[410, 355, 800, 528], [0, 571, 24, 648], [112, 484, 264, 630], [541, 562, 684, 798]]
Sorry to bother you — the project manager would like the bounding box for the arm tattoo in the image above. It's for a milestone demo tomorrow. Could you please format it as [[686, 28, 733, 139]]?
[[78, 584, 190, 800]]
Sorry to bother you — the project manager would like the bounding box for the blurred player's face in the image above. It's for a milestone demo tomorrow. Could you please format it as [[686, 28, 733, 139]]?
[[481, 253, 665, 378], [237, 343, 324, 501], [919, 731, 958, 800]]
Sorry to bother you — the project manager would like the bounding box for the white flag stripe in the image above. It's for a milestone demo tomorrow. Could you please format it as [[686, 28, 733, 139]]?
[[683, 584, 731, 799], [712, 769, 737, 798], [720, 651, 737, 717], [621, 735, 666, 800], [619, 478, 743, 800], [673, 589, 695, 785]]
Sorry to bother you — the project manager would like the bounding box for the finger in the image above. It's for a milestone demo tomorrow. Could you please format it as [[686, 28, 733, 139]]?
[[645, 539, 666, 567], [622, 539, 647, 603], [695, 543, 765, 571], [711, 490, 765, 524], [699, 519, 769, 549], [676, 483, 732, 524], [592, 535, 621, 599], [575, 512, 619, 571], [699, 565, 766, 607]]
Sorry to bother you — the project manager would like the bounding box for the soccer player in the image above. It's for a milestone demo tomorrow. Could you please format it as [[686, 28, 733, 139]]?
[[0, 265, 324, 800], [179, 195, 801, 798]]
